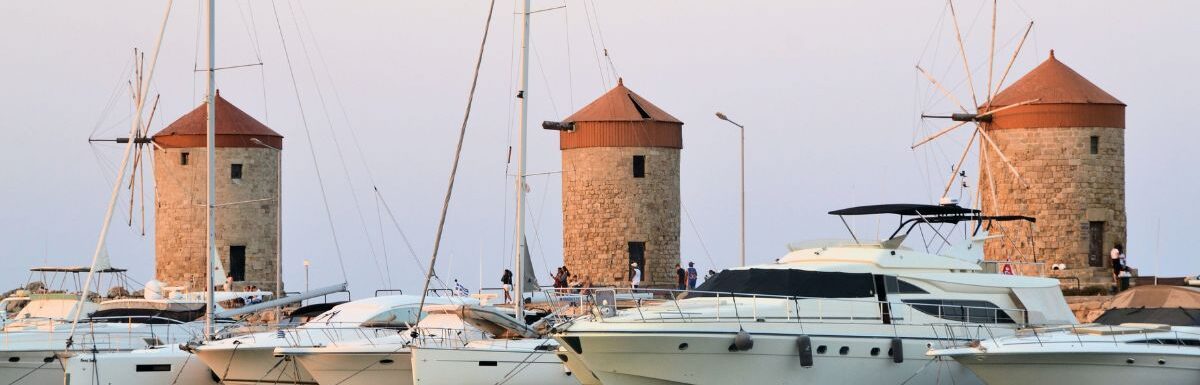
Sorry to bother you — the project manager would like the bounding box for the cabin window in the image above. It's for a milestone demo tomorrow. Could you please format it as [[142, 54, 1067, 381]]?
[[136, 364, 171, 372], [229, 246, 246, 281], [816, 345, 827, 354], [231, 164, 243, 179], [883, 276, 929, 294], [1126, 339, 1200, 346], [360, 307, 424, 328], [180, 152, 189, 165], [632, 155, 646, 178], [902, 299, 1015, 324], [1090, 136, 1100, 155]]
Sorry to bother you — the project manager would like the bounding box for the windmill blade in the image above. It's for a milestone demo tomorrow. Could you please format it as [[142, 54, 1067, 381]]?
[[986, 0, 997, 106], [941, 127, 980, 199], [911, 120, 969, 149], [978, 127, 1028, 188], [991, 21, 1034, 103], [947, 0, 980, 109], [916, 65, 970, 114], [976, 98, 1040, 118]]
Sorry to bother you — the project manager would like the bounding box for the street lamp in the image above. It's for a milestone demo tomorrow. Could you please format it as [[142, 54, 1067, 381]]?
[[250, 137, 283, 323], [303, 259, 310, 292], [715, 112, 746, 267]]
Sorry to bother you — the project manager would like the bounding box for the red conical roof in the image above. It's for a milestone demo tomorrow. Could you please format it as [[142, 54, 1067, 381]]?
[[988, 50, 1124, 107], [152, 93, 282, 149], [563, 78, 682, 124]]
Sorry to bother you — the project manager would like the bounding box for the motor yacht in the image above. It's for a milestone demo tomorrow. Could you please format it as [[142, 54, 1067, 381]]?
[[552, 203, 1076, 385], [193, 294, 465, 385], [273, 302, 486, 385], [408, 304, 578, 385], [929, 285, 1200, 385]]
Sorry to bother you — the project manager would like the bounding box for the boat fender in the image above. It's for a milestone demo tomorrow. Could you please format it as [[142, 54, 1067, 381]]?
[[891, 338, 903, 363], [734, 329, 754, 351], [797, 335, 813, 367]]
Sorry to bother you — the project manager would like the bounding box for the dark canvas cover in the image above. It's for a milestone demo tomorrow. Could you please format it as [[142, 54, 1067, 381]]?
[[691, 268, 875, 298]]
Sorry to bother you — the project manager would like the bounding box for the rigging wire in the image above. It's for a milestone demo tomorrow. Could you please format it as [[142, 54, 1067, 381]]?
[[578, 0, 609, 89], [417, 0, 498, 312], [282, 0, 389, 287], [268, 0, 349, 283]]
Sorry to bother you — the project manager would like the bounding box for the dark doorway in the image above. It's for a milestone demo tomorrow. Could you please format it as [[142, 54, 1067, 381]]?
[[628, 241, 645, 279], [1088, 222, 1105, 267], [229, 245, 247, 281]]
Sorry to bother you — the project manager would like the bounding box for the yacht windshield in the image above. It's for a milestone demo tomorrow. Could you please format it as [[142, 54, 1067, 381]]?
[[691, 269, 875, 298]]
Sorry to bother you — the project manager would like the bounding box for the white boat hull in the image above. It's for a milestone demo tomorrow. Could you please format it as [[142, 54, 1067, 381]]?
[[0, 351, 60, 385], [410, 342, 578, 385], [287, 348, 413, 385], [559, 329, 983, 385], [194, 345, 314, 385], [949, 351, 1200, 385], [62, 346, 219, 385]]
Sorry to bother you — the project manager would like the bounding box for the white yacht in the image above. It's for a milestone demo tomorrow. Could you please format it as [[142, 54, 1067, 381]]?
[[929, 285, 1200, 385], [408, 304, 578, 385], [193, 294, 465, 385], [273, 302, 486, 385], [0, 283, 256, 385], [553, 203, 1076, 385]]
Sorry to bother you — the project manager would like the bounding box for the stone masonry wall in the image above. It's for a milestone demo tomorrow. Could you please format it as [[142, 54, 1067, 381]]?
[[562, 147, 681, 288], [154, 146, 280, 293], [981, 126, 1125, 284]]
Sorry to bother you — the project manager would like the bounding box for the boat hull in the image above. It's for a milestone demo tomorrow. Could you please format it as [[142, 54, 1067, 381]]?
[[62, 346, 219, 385], [950, 351, 1200, 385], [194, 345, 315, 385], [557, 329, 983, 385], [0, 350, 60, 385], [410, 344, 578, 385], [287, 348, 413, 385]]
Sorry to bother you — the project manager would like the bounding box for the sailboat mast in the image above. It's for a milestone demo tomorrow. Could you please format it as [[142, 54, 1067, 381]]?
[[513, 0, 530, 321], [204, 0, 217, 340]]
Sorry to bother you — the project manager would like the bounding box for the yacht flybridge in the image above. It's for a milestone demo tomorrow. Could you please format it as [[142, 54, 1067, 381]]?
[[553, 203, 1075, 385]]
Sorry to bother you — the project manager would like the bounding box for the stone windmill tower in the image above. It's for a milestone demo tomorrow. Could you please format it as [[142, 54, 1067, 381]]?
[[544, 79, 682, 288], [980, 51, 1126, 283], [152, 93, 283, 293]]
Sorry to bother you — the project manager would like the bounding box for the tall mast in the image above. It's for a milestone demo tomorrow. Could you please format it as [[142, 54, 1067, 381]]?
[[513, 0, 530, 321], [204, 0, 217, 340]]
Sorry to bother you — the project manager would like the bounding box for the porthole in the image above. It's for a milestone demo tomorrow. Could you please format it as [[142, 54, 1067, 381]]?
[[379, 359, 394, 365], [1126, 358, 1135, 364], [7, 357, 18, 363], [887, 348, 894, 357], [678, 343, 689, 351], [1158, 359, 1166, 365], [839, 346, 849, 355], [43, 357, 53, 363], [870, 347, 880, 356], [816, 345, 827, 354]]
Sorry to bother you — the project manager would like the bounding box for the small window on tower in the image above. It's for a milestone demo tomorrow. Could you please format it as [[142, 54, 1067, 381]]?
[[1090, 136, 1100, 155], [632, 155, 646, 178], [180, 152, 189, 165], [231, 164, 243, 179], [229, 246, 246, 281]]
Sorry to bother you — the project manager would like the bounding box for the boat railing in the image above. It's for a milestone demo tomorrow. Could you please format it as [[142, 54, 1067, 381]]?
[[951, 323, 1200, 350], [0, 317, 204, 352], [560, 287, 1030, 329]]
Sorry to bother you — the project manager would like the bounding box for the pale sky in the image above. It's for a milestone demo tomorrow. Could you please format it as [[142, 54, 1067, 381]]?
[[1, 1, 1196, 296]]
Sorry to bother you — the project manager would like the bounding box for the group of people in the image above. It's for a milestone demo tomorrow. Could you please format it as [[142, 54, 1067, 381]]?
[[497, 261, 718, 302]]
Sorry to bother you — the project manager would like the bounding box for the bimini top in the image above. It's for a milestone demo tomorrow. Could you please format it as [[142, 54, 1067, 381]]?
[[829, 203, 978, 217], [1094, 285, 1200, 326]]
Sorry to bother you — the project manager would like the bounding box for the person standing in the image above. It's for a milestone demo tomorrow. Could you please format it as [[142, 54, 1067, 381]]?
[[630, 262, 641, 290], [501, 269, 513, 304], [675, 264, 687, 291], [686, 262, 699, 290], [1111, 243, 1123, 282]]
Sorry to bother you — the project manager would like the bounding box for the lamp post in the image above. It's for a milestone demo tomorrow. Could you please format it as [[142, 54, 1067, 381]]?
[[250, 137, 283, 324], [715, 112, 746, 267], [303, 259, 310, 292]]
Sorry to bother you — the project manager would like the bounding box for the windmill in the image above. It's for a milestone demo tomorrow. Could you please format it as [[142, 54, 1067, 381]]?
[[911, 0, 1037, 209], [88, 48, 157, 236]]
